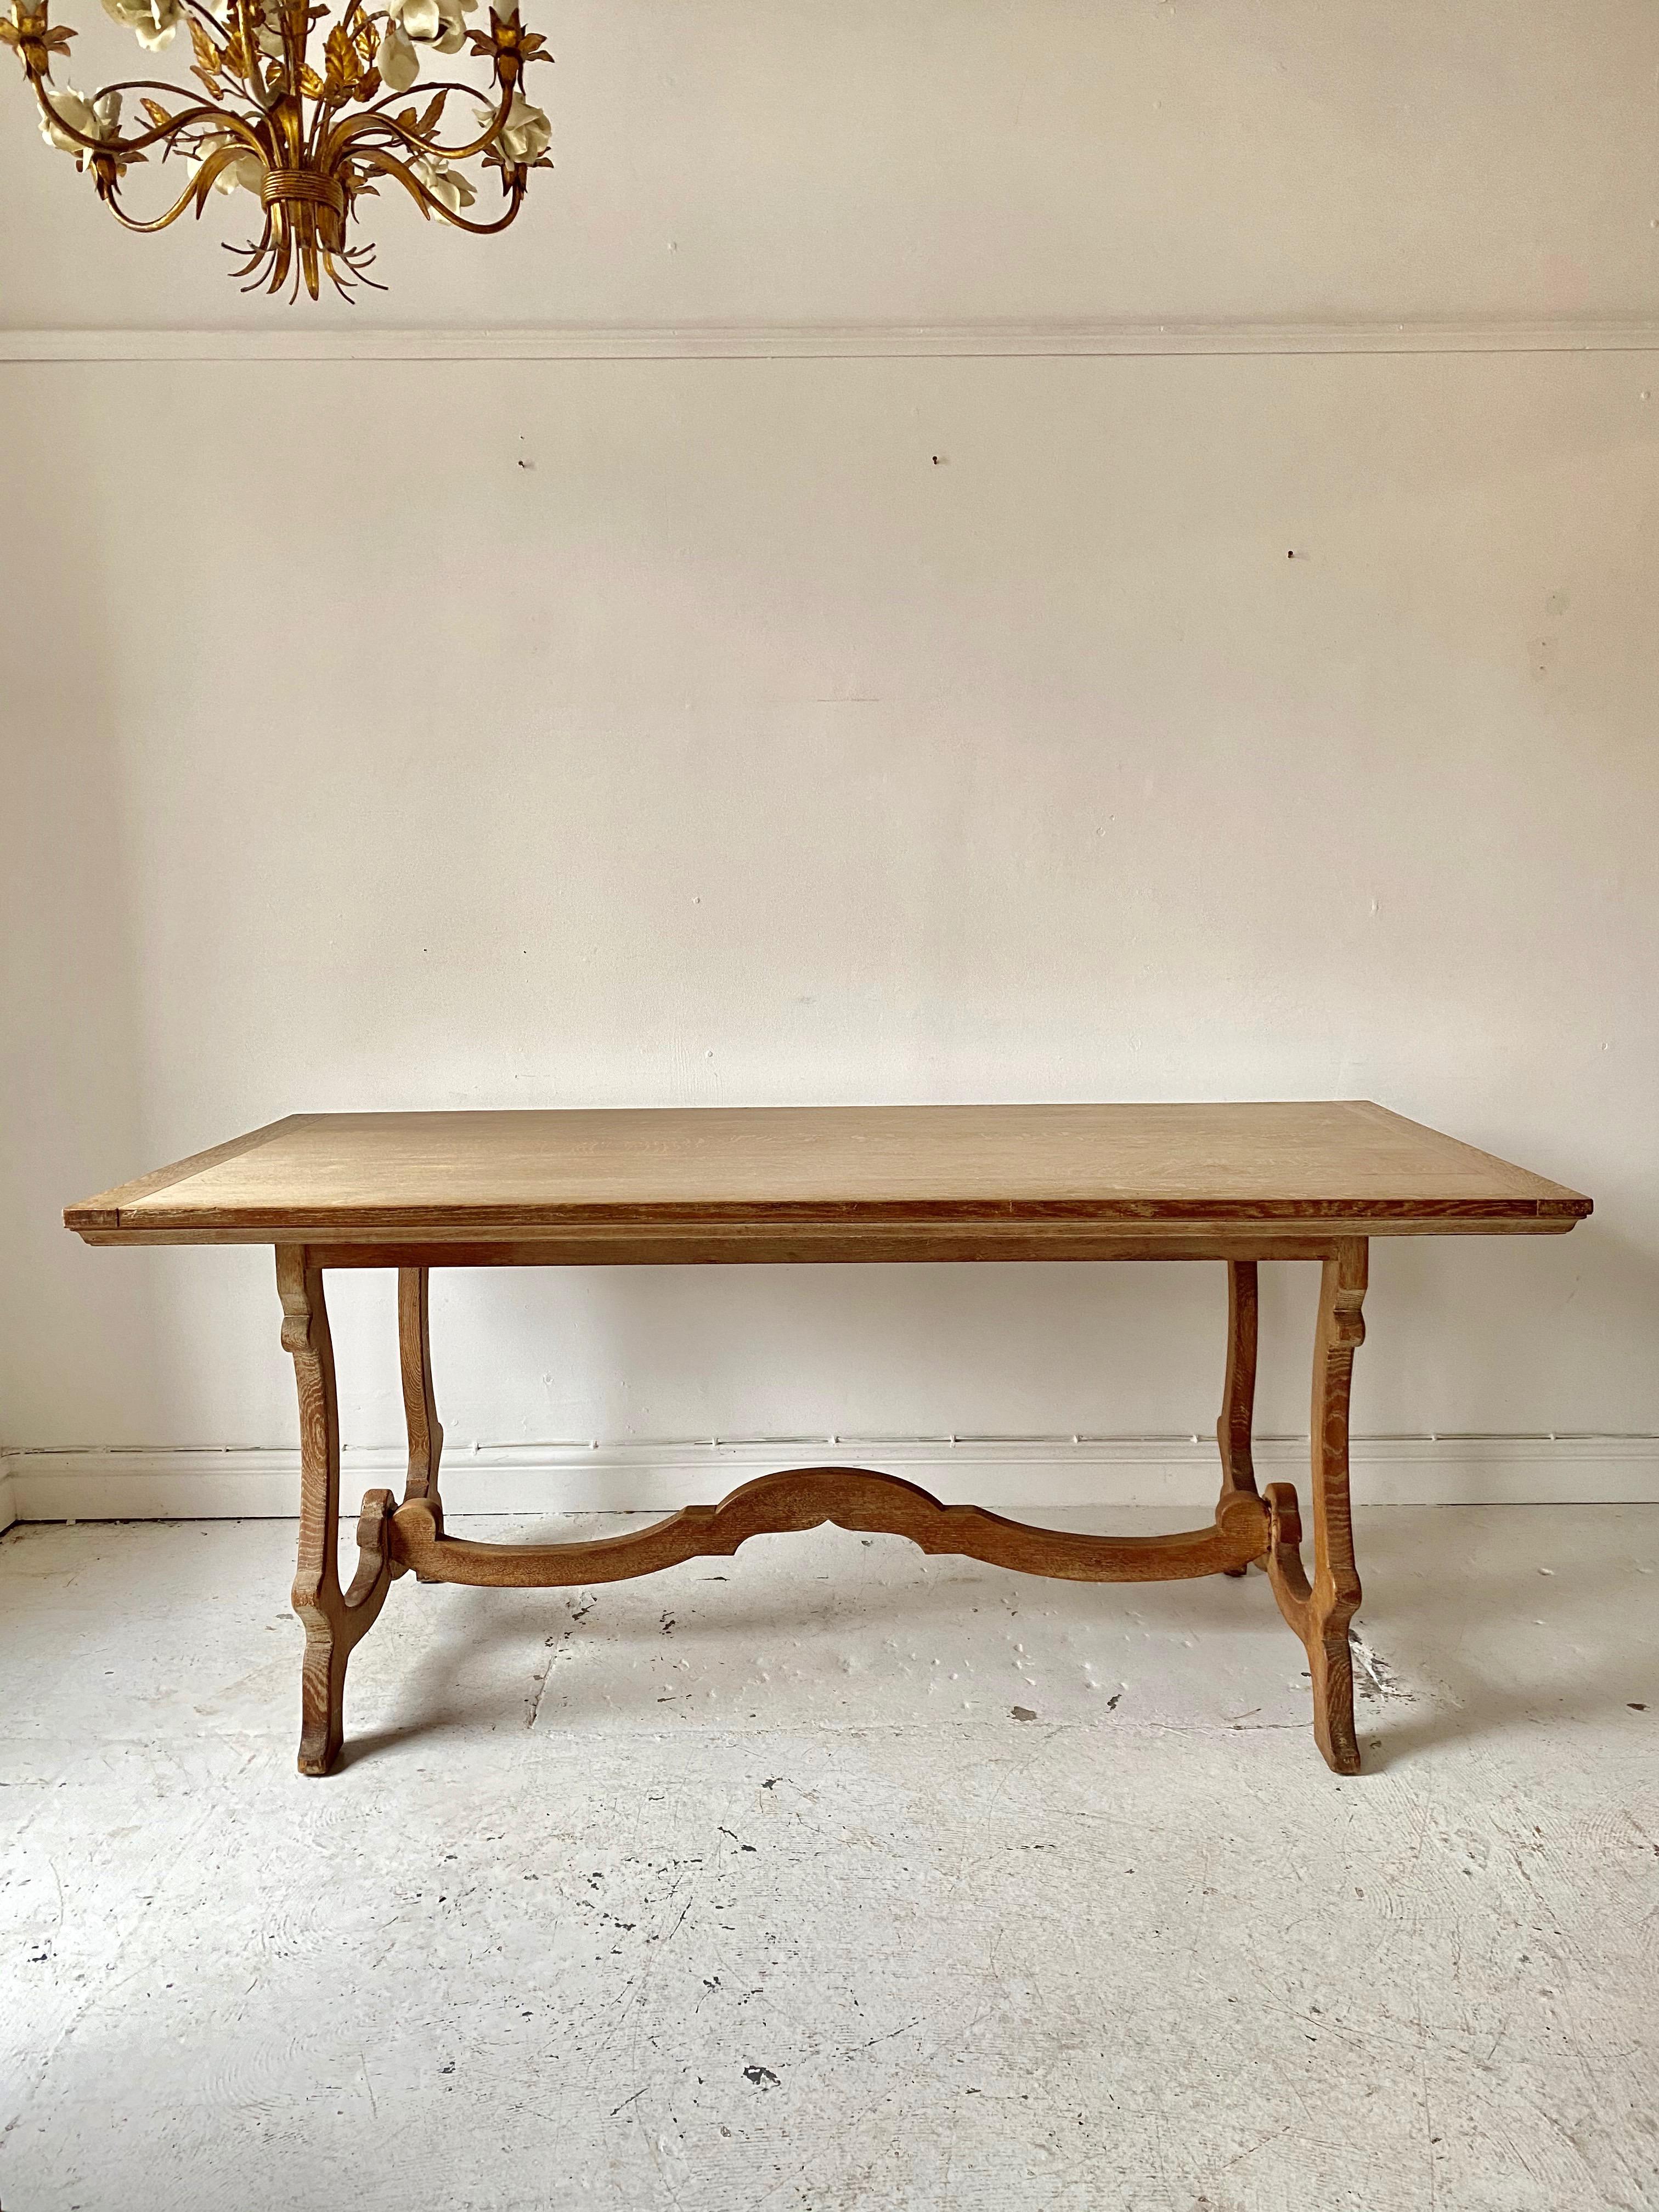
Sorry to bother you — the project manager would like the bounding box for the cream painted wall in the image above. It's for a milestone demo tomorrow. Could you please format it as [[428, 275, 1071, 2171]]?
[[2, 5, 1656, 1472]]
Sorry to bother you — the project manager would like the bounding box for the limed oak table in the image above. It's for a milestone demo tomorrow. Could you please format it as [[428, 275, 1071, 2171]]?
[[66, 1102, 1590, 1776]]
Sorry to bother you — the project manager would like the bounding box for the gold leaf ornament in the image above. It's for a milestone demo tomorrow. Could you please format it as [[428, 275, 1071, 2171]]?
[[185, 10, 224, 91], [322, 15, 358, 94], [2, 6, 78, 79]]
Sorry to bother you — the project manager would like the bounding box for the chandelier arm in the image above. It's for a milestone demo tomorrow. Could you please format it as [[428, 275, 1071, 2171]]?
[[329, 73, 510, 163], [330, 104, 503, 165], [55, 77, 263, 130], [351, 143, 525, 232], [423, 182, 525, 236], [354, 70, 507, 120], [57, 75, 231, 99], [31, 73, 265, 160], [99, 153, 230, 228]]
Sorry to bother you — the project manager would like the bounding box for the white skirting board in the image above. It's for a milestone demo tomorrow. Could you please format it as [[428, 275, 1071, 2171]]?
[[1, 1435, 1656, 1526]]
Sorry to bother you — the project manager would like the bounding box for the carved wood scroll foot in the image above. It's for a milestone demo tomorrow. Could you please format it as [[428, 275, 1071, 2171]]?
[[294, 1501, 395, 1776]]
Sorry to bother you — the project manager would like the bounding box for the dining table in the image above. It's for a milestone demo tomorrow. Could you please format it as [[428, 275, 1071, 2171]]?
[[65, 1099, 1590, 1776]]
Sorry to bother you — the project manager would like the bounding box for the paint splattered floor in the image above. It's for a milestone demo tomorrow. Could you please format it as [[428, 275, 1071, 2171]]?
[[2, 1505, 1656, 2211]]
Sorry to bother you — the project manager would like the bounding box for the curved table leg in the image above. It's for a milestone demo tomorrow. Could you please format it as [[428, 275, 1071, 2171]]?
[[1216, 1258, 1260, 1575], [278, 1247, 396, 1775], [398, 1265, 445, 1576], [1265, 1238, 1368, 1774]]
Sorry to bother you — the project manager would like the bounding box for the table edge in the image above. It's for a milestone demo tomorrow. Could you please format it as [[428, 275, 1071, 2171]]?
[[64, 1115, 313, 1231], [66, 1197, 1592, 1252]]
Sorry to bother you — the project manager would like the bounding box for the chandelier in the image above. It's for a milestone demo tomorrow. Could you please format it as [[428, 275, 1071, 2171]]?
[[1, 0, 552, 298]]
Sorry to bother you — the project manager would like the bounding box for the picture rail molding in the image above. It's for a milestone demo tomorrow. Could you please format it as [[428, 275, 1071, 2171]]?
[[5, 316, 1659, 365]]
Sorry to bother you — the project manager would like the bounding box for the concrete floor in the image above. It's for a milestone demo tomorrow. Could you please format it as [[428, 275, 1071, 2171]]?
[[1, 1505, 1655, 2212]]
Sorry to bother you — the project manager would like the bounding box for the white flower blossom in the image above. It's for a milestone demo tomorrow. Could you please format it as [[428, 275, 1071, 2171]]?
[[99, 0, 183, 50], [246, 6, 286, 60], [412, 153, 476, 215], [40, 86, 121, 157], [378, 0, 475, 93], [474, 87, 549, 165], [190, 131, 264, 196]]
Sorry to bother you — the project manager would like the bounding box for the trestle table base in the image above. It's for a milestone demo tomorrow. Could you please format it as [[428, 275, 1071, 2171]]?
[[277, 1240, 1370, 1779]]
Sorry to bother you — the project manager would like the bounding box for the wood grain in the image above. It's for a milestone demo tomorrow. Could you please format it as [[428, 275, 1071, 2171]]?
[[1216, 1257, 1260, 1577], [398, 1266, 444, 1519], [67, 1116, 306, 1232], [277, 1246, 396, 1775], [83, 1228, 1374, 1262], [396, 1263, 445, 1582], [390, 1465, 1271, 1588], [65, 1102, 1591, 1249], [1265, 1238, 1369, 1775]]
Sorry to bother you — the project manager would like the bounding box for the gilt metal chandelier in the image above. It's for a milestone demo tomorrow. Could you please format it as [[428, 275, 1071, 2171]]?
[[2, 0, 552, 297]]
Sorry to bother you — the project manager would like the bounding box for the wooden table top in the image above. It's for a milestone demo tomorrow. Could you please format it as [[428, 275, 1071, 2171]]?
[[66, 1102, 1590, 1254]]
